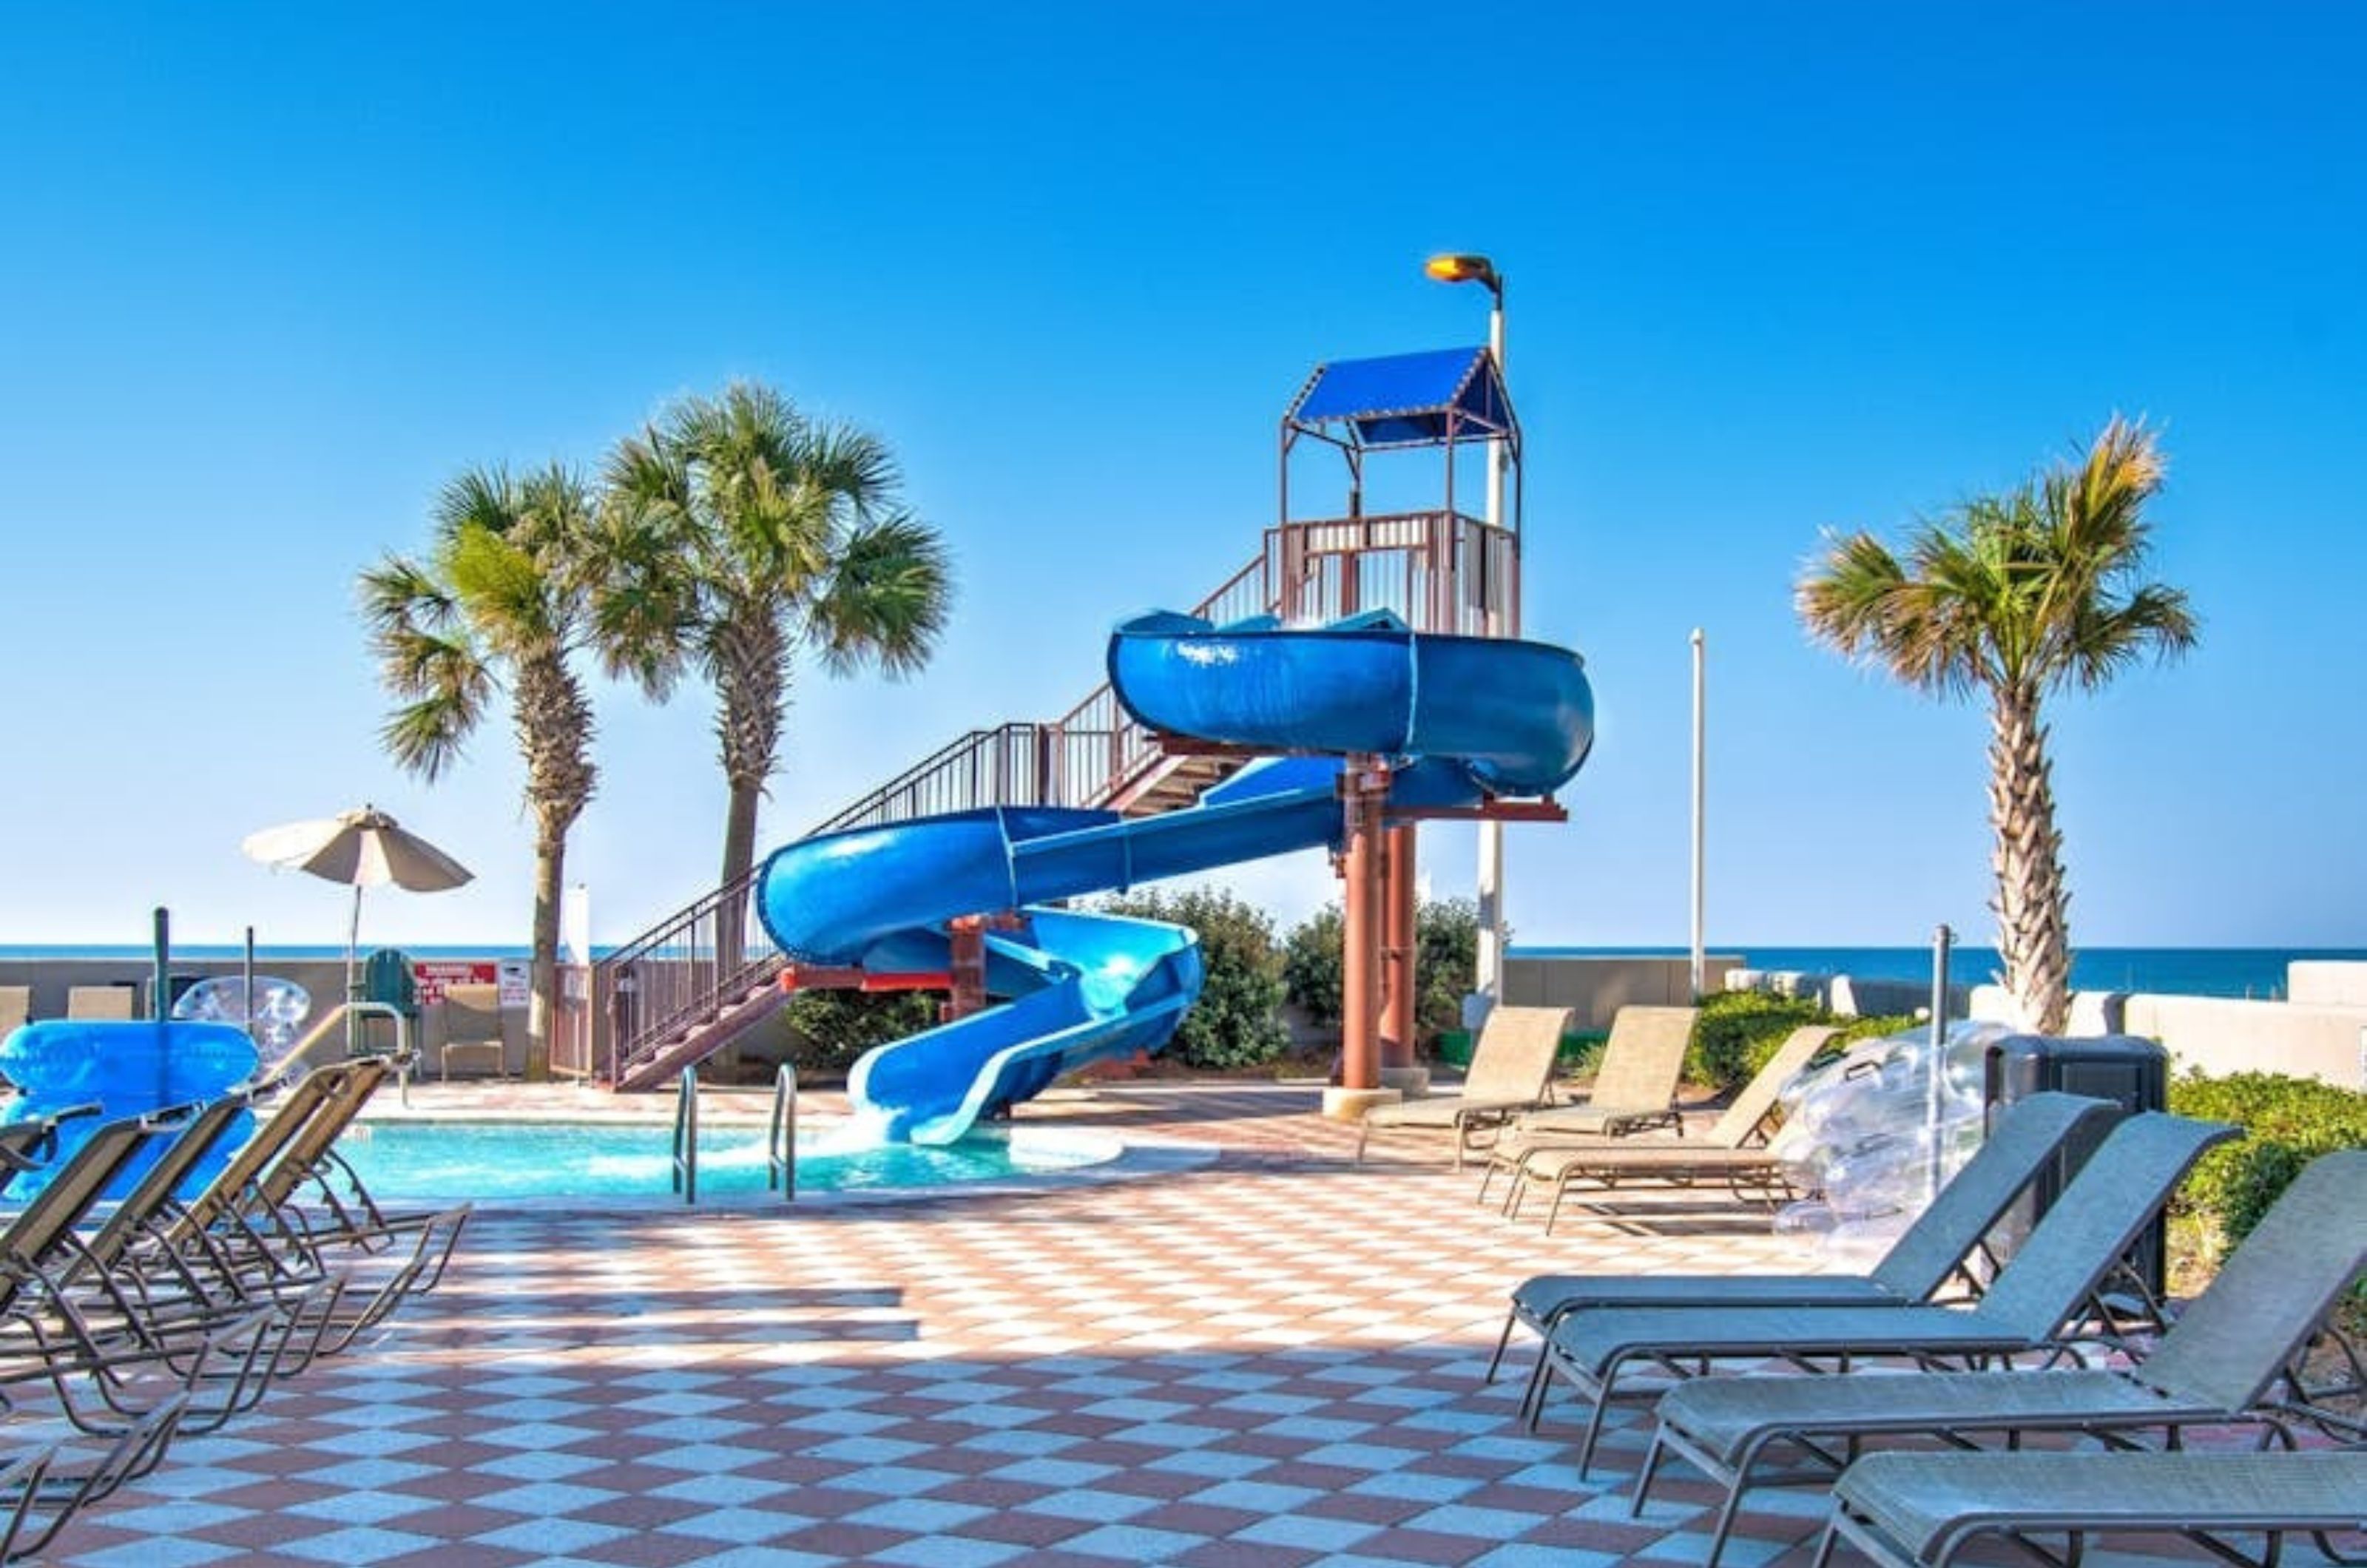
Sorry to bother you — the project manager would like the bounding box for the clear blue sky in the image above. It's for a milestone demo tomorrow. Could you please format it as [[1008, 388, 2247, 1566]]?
[[4, 4, 2361, 953]]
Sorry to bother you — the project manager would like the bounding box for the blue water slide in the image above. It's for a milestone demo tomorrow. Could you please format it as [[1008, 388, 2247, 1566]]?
[[754, 609, 1593, 1143]]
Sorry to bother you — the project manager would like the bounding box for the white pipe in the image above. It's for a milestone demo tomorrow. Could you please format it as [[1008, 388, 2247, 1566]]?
[[1475, 288, 1510, 1007], [1690, 628, 1706, 997]]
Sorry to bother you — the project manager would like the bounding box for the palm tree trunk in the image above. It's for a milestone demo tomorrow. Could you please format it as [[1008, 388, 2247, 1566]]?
[[715, 615, 785, 966], [527, 829, 565, 1081], [1988, 681, 2071, 1033], [718, 777, 761, 965]]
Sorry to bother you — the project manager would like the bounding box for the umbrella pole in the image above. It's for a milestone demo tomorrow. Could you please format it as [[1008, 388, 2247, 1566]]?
[[347, 883, 363, 1051]]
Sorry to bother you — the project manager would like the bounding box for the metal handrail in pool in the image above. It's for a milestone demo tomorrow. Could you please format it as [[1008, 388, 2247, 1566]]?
[[672, 1067, 698, 1204], [768, 1064, 797, 1201]]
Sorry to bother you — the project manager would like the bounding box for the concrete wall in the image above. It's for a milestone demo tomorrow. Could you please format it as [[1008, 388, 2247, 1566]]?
[[0, 956, 516, 1064], [1502, 956, 1740, 1032], [1968, 982, 2366, 1089], [2289, 962, 2367, 1007], [0, 957, 356, 1027]]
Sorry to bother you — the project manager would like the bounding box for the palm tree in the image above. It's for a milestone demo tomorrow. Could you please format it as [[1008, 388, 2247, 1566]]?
[[595, 382, 953, 918], [1797, 419, 2198, 1033], [359, 464, 601, 1078]]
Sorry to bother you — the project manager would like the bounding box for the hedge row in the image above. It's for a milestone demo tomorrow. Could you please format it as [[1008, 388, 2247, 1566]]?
[[2167, 1069, 2367, 1254], [1686, 990, 1920, 1093]]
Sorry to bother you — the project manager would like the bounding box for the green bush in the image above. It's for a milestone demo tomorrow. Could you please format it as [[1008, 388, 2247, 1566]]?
[[1677, 993, 1919, 1093], [1101, 888, 1289, 1070], [1280, 906, 1343, 1027], [1280, 896, 1481, 1049], [1688, 991, 1822, 1091], [780, 989, 942, 1079], [2167, 1069, 2367, 1251]]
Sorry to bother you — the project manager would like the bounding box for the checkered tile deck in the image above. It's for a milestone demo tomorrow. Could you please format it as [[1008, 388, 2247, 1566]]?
[[44, 1084, 2343, 1566]]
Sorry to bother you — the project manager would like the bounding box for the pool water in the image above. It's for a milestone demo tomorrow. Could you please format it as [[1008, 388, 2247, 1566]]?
[[331, 1120, 1121, 1202]]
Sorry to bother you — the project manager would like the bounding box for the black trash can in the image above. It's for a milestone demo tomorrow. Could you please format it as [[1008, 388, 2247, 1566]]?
[[1984, 1033, 2171, 1305]]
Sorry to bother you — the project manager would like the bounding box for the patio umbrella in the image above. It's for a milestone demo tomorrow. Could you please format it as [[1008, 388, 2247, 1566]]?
[[241, 804, 474, 1004]]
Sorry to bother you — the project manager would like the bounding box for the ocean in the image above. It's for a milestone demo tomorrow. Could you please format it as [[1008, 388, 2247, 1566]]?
[[9, 942, 2364, 1002], [1508, 945, 2367, 1001]]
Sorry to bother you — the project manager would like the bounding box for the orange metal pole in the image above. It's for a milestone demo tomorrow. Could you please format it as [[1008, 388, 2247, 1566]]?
[[1380, 822, 1418, 1070], [1338, 762, 1385, 1092]]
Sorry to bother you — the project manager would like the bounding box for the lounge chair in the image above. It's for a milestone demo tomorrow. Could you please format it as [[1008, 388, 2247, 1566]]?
[[1354, 1005, 1573, 1166], [1533, 1110, 2235, 1474], [0, 1101, 104, 1199], [1480, 1022, 1837, 1217], [62, 987, 134, 1022], [436, 983, 507, 1080], [155, 1061, 377, 1253], [1483, 1091, 2114, 1411], [1814, 1448, 2367, 1568], [0, 1393, 189, 1562], [39, 1097, 260, 1320], [143, 1061, 467, 1346], [1514, 1004, 1701, 1140], [0, 1118, 171, 1317], [0, 987, 29, 1039], [1640, 1147, 2367, 1567]]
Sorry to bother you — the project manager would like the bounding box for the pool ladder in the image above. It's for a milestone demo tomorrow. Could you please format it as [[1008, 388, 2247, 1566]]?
[[668, 1064, 798, 1205], [768, 1064, 797, 1200], [672, 1067, 700, 1203]]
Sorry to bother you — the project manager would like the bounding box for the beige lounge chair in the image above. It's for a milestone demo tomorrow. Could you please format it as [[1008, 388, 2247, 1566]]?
[[1522, 1004, 1701, 1139], [0, 986, 29, 1038], [1483, 1022, 1836, 1219], [1354, 1006, 1571, 1165], [64, 986, 136, 1021], [436, 984, 506, 1080]]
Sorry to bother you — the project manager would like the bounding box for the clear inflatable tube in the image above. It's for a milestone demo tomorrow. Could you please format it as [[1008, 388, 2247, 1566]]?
[[1769, 1020, 2011, 1265]]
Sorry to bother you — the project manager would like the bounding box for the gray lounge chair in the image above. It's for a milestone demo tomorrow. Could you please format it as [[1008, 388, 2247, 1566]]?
[[1484, 1091, 2114, 1411], [1640, 1147, 2367, 1567], [1814, 1448, 2367, 1568], [1480, 1022, 1838, 1219], [1533, 1110, 2236, 1474], [1354, 1005, 1571, 1165]]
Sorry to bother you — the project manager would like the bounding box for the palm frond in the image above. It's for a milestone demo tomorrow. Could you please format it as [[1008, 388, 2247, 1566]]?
[[356, 554, 457, 641], [430, 465, 517, 545], [377, 669, 486, 781], [809, 511, 955, 677]]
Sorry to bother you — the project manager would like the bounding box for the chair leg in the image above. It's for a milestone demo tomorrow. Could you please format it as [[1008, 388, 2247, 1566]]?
[[1483, 1311, 1519, 1382], [1632, 1425, 1672, 1515]]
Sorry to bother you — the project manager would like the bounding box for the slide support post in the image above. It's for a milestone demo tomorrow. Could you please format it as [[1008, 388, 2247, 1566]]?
[[1380, 822, 1421, 1087], [1337, 760, 1388, 1092]]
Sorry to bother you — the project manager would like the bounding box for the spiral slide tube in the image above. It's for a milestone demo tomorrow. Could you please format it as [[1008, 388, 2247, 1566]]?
[[755, 609, 1593, 1144]]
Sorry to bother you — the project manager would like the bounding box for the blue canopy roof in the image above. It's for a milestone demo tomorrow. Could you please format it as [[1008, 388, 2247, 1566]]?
[[1285, 345, 1512, 450]]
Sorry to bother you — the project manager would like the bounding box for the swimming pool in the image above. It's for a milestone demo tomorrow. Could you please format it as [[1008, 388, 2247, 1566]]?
[[331, 1120, 1124, 1203]]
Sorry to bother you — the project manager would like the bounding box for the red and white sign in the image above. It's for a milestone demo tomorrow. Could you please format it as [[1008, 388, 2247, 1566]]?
[[411, 960, 496, 1005]]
